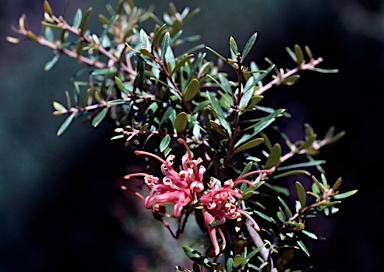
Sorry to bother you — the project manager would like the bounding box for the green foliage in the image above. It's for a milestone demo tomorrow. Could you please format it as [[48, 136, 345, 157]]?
[[9, 1, 357, 271]]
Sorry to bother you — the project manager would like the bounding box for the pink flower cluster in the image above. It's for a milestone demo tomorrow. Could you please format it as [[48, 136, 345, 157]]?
[[200, 170, 271, 256], [124, 138, 205, 218], [124, 138, 271, 256]]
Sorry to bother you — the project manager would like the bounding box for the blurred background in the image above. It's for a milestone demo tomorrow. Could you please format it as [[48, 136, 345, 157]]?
[[0, 0, 382, 271]]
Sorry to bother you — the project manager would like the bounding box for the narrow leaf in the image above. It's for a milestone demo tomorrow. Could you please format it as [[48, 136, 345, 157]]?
[[172, 54, 194, 75], [294, 44, 304, 66], [277, 160, 326, 171], [57, 113, 75, 136], [44, 0, 53, 17], [79, 7, 92, 33], [332, 189, 358, 200], [73, 9, 82, 29], [242, 32, 257, 59], [114, 76, 129, 95], [160, 106, 175, 127], [278, 196, 292, 218], [298, 134, 317, 151], [234, 138, 264, 153], [161, 32, 170, 60], [205, 46, 227, 62], [229, 36, 238, 57], [297, 240, 310, 256], [44, 54, 60, 71], [92, 107, 108, 127], [272, 170, 310, 179]]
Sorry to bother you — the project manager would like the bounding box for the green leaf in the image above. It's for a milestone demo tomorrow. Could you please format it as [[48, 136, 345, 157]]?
[[272, 170, 310, 179], [276, 209, 287, 223], [234, 138, 264, 153], [332, 189, 358, 200], [151, 24, 167, 50], [263, 183, 290, 196], [229, 36, 238, 58], [44, 54, 60, 71], [114, 76, 129, 95], [332, 177, 342, 191], [172, 54, 194, 75], [160, 135, 171, 152], [278, 196, 292, 218], [182, 245, 202, 264], [312, 67, 339, 73], [73, 9, 82, 29], [245, 95, 263, 110], [79, 7, 92, 33], [57, 113, 75, 136], [110, 135, 125, 140], [175, 112, 188, 132], [325, 131, 345, 145], [242, 32, 257, 59], [252, 64, 275, 86], [207, 91, 231, 136], [255, 210, 276, 224], [295, 181, 307, 208], [205, 46, 227, 62], [91, 67, 117, 75], [233, 254, 243, 268], [305, 45, 313, 59], [263, 143, 281, 169], [160, 106, 176, 127], [44, 26, 54, 42], [311, 175, 326, 193], [277, 160, 326, 171], [53, 101, 66, 111], [235, 109, 285, 148], [298, 134, 317, 151], [285, 46, 297, 62], [260, 132, 272, 151], [140, 29, 151, 49], [226, 256, 234, 272], [297, 240, 310, 256], [280, 75, 300, 85], [184, 78, 200, 102], [92, 107, 108, 127], [209, 120, 229, 138], [302, 230, 319, 240], [294, 44, 304, 66], [44, 0, 53, 17], [161, 32, 170, 60], [239, 86, 254, 110]]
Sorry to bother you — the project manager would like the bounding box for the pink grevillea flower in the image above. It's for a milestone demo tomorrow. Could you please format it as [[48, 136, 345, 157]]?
[[124, 138, 205, 219], [200, 169, 272, 256]]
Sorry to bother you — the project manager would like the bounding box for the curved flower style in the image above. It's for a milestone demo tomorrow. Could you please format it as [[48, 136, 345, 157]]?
[[201, 169, 271, 256], [124, 138, 205, 218]]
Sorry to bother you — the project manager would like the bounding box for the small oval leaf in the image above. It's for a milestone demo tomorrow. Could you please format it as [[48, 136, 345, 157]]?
[[295, 181, 307, 208], [184, 78, 200, 102], [175, 112, 188, 133]]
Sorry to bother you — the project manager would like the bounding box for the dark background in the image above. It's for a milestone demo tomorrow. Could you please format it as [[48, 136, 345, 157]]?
[[0, 0, 382, 271]]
